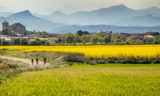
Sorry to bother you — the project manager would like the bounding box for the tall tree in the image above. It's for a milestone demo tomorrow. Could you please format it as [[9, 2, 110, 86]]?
[[65, 33, 75, 43]]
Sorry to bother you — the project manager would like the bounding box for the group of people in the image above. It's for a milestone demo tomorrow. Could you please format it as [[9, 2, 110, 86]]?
[[31, 57, 47, 66]]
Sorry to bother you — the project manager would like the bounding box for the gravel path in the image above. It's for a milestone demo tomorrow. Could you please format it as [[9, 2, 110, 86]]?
[[0, 56, 50, 68]]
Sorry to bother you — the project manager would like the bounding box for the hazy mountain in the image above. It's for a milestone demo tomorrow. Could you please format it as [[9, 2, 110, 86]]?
[[51, 25, 160, 34], [0, 12, 12, 17], [114, 15, 160, 26], [48, 5, 160, 27], [32, 13, 48, 19], [0, 7, 12, 17], [139, 7, 160, 17], [48, 11, 68, 24], [49, 4, 143, 25], [0, 5, 160, 33], [0, 10, 64, 31]]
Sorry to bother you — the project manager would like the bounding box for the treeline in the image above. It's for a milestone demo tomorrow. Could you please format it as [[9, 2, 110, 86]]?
[[0, 38, 49, 46], [55, 30, 160, 45], [1, 30, 160, 45]]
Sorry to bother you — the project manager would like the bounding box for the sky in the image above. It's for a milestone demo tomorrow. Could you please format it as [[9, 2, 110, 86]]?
[[0, 0, 160, 15]]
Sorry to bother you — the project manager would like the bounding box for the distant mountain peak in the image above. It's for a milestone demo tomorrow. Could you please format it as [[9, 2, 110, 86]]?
[[51, 11, 66, 15], [148, 7, 159, 10], [20, 10, 32, 15], [116, 4, 127, 8], [53, 11, 63, 14], [12, 10, 32, 17], [110, 4, 128, 9], [141, 6, 160, 11], [98, 4, 130, 12], [23, 10, 31, 13]]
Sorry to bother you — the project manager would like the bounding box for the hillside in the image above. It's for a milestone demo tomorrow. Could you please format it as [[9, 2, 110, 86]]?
[[0, 10, 64, 31], [114, 15, 160, 26], [139, 7, 160, 17], [51, 25, 160, 33]]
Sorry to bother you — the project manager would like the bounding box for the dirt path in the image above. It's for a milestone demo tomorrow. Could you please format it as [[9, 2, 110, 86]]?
[[0, 56, 50, 68]]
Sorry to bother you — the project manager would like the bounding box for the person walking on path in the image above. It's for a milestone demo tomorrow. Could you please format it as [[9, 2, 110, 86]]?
[[44, 57, 47, 65], [36, 58, 38, 65], [31, 59, 34, 65]]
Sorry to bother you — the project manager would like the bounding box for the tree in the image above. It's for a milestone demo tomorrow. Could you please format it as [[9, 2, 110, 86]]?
[[83, 31, 89, 35], [111, 34, 121, 44], [55, 37, 62, 43], [74, 34, 82, 43], [77, 30, 83, 36], [104, 35, 111, 43], [2, 29, 10, 35], [77, 30, 89, 36], [2, 41, 10, 45], [65, 33, 75, 43], [153, 36, 160, 44], [13, 38, 28, 45], [2, 29, 17, 36], [30, 38, 42, 45], [126, 38, 144, 45], [91, 35, 99, 44], [81, 34, 90, 44], [21, 38, 28, 45], [93, 32, 111, 44], [144, 38, 155, 44], [13, 38, 21, 45], [37, 31, 50, 37]]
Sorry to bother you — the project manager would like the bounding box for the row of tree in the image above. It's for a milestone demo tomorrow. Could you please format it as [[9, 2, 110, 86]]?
[[55, 31, 160, 45], [1, 29, 160, 45], [0, 38, 49, 46]]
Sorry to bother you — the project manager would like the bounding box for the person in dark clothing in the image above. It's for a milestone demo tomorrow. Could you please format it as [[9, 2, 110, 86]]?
[[36, 58, 38, 65], [31, 59, 34, 65], [44, 57, 47, 65]]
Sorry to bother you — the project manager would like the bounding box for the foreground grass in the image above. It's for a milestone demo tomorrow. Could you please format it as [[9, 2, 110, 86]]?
[[0, 64, 160, 96]]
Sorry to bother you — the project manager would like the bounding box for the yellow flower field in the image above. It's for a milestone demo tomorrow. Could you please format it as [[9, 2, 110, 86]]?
[[0, 45, 160, 58]]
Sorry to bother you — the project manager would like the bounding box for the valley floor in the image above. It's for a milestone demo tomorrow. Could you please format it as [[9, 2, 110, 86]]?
[[0, 64, 160, 96]]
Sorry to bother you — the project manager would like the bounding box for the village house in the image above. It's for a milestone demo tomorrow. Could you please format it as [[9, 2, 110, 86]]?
[[0, 35, 12, 42], [144, 35, 155, 39], [127, 34, 144, 40], [119, 33, 130, 41], [144, 32, 159, 36]]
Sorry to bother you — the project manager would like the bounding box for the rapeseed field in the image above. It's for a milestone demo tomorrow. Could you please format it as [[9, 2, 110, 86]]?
[[0, 45, 160, 58]]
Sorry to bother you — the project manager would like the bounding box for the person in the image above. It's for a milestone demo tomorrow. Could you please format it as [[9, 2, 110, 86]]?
[[44, 57, 47, 65], [36, 58, 38, 65], [31, 59, 34, 65]]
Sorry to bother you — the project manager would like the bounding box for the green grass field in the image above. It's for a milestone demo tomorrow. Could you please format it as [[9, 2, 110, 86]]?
[[0, 64, 160, 96]]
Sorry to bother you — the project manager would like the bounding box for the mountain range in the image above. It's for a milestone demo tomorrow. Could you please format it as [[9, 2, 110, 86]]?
[[53, 25, 160, 34], [48, 4, 160, 26], [0, 4, 160, 33], [139, 7, 160, 17]]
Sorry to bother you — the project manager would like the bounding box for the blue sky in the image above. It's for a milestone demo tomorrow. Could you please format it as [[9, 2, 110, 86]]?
[[0, 0, 159, 15]]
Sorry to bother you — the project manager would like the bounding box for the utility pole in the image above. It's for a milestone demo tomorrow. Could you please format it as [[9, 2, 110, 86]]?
[[20, 35, 23, 46], [1, 30, 3, 46], [0, 32, 2, 46], [21, 34, 25, 46]]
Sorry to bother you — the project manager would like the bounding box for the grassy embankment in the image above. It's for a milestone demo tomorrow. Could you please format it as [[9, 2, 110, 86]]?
[[0, 58, 28, 84], [0, 64, 160, 96]]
